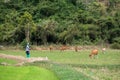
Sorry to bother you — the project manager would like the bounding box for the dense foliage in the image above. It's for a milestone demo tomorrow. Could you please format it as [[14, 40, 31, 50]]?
[[0, 0, 120, 45]]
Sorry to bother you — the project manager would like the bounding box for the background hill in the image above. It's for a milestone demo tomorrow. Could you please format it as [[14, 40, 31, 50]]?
[[0, 0, 120, 46]]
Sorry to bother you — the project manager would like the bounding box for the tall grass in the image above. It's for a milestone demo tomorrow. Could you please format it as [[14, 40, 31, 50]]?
[[25, 61, 92, 80]]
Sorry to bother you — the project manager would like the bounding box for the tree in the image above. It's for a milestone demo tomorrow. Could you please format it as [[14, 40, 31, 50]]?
[[33, 19, 58, 45], [0, 0, 119, 45], [18, 11, 35, 43], [88, 2, 107, 18]]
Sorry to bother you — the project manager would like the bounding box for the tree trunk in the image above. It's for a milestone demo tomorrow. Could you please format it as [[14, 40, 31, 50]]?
[[26, 23, 30, 43]]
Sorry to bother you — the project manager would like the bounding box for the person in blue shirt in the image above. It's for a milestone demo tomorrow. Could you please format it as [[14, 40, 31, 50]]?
[[25, 43, 30, 58]]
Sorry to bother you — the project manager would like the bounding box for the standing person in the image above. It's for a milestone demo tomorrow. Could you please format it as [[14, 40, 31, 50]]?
[[26, 43, 30, 58]]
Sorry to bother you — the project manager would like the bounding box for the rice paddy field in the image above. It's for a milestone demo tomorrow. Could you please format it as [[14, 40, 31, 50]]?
[[0, 49, 120, 80]]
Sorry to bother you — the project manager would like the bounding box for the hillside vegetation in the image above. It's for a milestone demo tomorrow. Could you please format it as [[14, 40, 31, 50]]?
[[0, 0, 120, 46]]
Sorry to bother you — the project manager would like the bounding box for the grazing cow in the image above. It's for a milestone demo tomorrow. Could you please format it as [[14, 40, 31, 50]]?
[[49, 46, 53, 51], [60, 45, 68, 51], [89, 49, 98, 58], [75, 46, 78, 52]]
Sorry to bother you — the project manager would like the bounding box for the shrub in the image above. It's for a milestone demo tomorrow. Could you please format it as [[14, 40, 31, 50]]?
[[20, 39, 27, 49], [110, 43, 120, 49]]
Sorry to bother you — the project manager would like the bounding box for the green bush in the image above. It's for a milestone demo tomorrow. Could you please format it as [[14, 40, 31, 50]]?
[[20, 40, 27, 49], [110, 43, 120, 49]]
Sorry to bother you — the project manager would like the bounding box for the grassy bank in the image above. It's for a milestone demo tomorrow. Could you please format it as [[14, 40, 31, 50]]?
[[0, 49, 120, 80], [0, 66, 59, 80]]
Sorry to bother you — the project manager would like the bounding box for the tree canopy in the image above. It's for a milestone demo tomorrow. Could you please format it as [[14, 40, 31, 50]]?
[[0, 0, 120, 45]]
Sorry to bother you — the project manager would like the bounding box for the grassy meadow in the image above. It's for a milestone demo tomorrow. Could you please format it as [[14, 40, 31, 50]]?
[[0, 66, 59, 80], [0, 49, 120, 80]]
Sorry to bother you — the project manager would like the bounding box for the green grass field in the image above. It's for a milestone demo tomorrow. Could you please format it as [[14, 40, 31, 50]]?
[[0, 66, 59, 80], [0, 58, 17, 65], [0, 49, 120, 80]]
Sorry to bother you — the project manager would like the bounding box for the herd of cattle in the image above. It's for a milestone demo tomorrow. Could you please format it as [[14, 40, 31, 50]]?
[[34, 45, 106, 59]]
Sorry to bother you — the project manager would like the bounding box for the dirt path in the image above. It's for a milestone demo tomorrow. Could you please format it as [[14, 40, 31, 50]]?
[[0, 53, 48, 66]]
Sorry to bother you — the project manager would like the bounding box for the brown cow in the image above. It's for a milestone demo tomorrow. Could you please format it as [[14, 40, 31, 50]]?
[[75, 46, 78, 52], [49, 45, 53, 51], [60, 45, 68, 51], [89, 49, 98, 58]]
